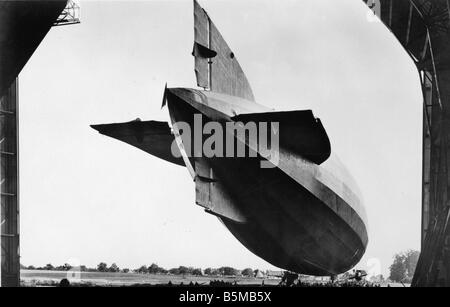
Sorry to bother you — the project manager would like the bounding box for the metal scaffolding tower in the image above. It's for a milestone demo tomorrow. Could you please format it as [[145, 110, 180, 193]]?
[[364, 0, 450, 286], [0, 0, 79, 287], [0, 79, 19, 287], [54, 0, 80, 27]]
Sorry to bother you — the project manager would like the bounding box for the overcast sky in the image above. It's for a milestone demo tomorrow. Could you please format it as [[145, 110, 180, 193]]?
[[19, 0, 422, 276]]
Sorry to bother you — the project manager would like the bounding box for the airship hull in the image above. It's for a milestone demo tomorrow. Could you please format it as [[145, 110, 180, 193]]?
[[166, 90, 368, 276], [217, 161, 367, 276]]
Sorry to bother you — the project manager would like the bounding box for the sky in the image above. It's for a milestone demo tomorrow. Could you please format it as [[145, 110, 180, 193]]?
[[18, 0, 422, 277]]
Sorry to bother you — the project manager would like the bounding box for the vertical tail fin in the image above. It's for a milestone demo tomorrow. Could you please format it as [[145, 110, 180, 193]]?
[[193, 0, 255, 102]]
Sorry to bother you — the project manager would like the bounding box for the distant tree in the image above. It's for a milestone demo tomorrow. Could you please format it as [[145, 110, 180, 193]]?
[[167, 266, 199, 275], [63, 263, 72, 271], [389, 254, 407, 282], [241, 268, 254, 277], [148, 263, 158, 274], [109, 263, 120, 273], [389, 250, 420, 283], [178, 266, 190, 275], [159, 267, 168, 274], [148, 263, 167, 274], [219, 267, 238, 276], [27, 265, 36, 270], [122, 268, 130, 273], [44, 264, 54, 271], [404, 250, 420, 279], [53, 263, 71, 271], [204, 268, 213, 275], [97, 262, 108, 272], [169, 267, 180, 275], [137, 265, 148, 274]]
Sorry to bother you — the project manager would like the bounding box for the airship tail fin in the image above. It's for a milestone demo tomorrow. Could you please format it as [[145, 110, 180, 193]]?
[[91, 120, 185, 167], [233, 110, 331, 164], [193, 0, 255, 102], [194, 159, 247, 223]]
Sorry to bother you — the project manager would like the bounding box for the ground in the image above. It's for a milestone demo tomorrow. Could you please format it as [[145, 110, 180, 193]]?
[[20, 270, 279, 287], [21, 270, 405, 287]]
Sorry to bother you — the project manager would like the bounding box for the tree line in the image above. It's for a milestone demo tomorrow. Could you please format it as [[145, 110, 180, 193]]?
[[24, 262, 260, 277], [389, 249, 420, 283], [24, 249, 421, 282]]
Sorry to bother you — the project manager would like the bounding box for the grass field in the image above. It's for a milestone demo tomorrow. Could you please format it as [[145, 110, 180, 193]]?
[[21, 270, 405, 287], [20, 270, 278, 287]]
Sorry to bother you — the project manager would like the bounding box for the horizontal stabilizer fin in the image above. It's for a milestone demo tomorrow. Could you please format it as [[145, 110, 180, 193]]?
[[233, 110, 331, 164], [91, 120, 185, 167]]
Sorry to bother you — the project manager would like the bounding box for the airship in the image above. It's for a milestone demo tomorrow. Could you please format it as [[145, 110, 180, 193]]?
[[92, 0, 368, 276]]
